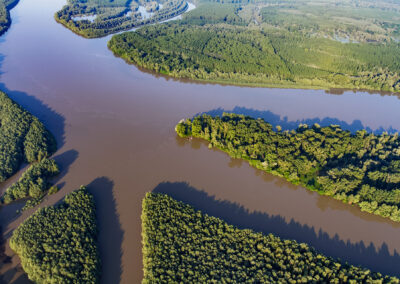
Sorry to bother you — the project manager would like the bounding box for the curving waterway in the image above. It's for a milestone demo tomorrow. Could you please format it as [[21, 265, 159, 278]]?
[[1, 0, 400, 282]]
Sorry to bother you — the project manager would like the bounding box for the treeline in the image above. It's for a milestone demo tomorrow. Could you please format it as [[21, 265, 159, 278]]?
[[0, 91, 56, 182], [176, 113, 400, 222], [109, 15, 400, 92], [1, 158, 59, 204], [10, 187, 100, 283], [55, 0, 188, 38], [142, 193, 399, 283], [0, 0, 19, 36]]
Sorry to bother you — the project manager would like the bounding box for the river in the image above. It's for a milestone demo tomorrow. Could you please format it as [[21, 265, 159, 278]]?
[[1, 0, 400, 282]]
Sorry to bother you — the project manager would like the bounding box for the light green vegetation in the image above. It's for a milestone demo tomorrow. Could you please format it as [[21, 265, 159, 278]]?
[[0, 91, 56, 183], [176, 113, 400, 222], [142, 192, 399, 283], [258, 0, 400, 43], [55, 0, 188, 38], [0, 0, 19, 36], [10, 187, 100, 283], [109, 0, 400, 92]]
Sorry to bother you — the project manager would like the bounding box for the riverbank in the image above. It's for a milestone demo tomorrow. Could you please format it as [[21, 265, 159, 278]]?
[[2, 0, 400, 281]]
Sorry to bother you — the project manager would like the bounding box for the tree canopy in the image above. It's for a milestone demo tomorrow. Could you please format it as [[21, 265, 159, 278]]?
[[142, 193, 399, 283], [0, 0, 19, 36], [55, 0, 188, 38], [10, 187, 100, 283], [1, 158, 59, 204], [0, 91, 56, 183], [176, 113, 400, 222], [108, 0, 400, 92]]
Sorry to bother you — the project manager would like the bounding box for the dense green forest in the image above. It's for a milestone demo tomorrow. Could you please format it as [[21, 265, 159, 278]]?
[[176, 113, 400, 222], [142, 193, 399, 283], [0, 91, 56, 182], [10, 187, 100, 283], [0, 0, 18, 36], [1, 158, 59, 204], [55, 0, 188, 38], [109, 0, 400, 92]]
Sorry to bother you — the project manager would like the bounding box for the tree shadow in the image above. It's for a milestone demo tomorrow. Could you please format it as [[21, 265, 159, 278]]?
[[0, 268, 30, 284], [86, 177, 123, 284], [200, 106, 399, 134], [0, 83, 66, 148], [10, 273, 30, 284], [153, 181, 400, 277], [51, 149, 79, 184]]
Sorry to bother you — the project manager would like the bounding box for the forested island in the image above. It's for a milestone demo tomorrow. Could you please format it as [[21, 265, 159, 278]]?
[[10, 187, 100, 283], [142, 193, 399, 282], [0, 91, 58, 207], [176, 113, 400, 222], [109, 0, 400, 92], [55, 0, 188, 38], [0, 0, 18, 36]]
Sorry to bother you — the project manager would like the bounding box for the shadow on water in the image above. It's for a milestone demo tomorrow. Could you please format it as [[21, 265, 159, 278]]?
[[51, 149, 79, 184], [0, 269, 30, 284], [200, 106, 399, 134], [153, 181, 400, 277], [0, 83, 66, 148], [86, 177, 123, 284]]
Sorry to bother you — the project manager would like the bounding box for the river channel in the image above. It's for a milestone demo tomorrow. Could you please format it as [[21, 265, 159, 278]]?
[[1, 0, 400, 282]]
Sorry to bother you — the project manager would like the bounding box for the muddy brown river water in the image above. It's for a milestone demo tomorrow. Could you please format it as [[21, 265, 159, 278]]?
[[1, 0, 400, 282]]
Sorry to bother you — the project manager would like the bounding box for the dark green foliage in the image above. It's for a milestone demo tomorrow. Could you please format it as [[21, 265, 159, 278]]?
[[0, 91, 56, 182], [143, 193, 399, 283], [10, 187, 100, 283], [54, 0, 188, 38], [1, 158, 59, 204], [0, 0, 19, 36], [109, 1, 400, 92], [177, 113, 400, 222]]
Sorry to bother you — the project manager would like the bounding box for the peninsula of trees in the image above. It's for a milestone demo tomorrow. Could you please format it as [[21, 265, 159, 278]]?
[[10, 187, 100, 283], [176, 113, 400, 222], [109, 0, 400, 92], [0, 91, 58, 206], [0, 0, 18, 36], [55, 0, 188, 38], [142, 193, 399, 282], [0, 91, 56, 182]]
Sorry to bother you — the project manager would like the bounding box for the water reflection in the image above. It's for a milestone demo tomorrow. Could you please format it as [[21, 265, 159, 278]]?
[[327, 88, 397, 97], [153, 181, 400, 277]]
